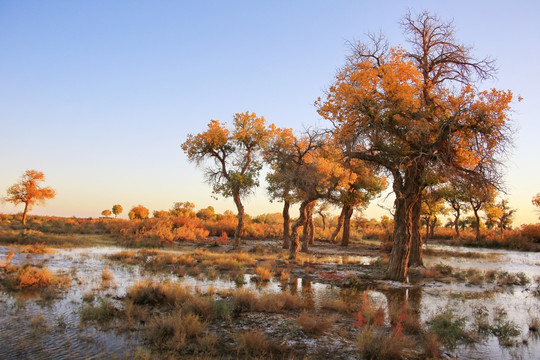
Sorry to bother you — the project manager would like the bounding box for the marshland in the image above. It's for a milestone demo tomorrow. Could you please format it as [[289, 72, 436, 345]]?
[[1, 214, 540, 359], [2, 4, 540, 360]]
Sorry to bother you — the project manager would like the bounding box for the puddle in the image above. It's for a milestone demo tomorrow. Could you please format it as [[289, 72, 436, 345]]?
[[1, 245, 539, 359]]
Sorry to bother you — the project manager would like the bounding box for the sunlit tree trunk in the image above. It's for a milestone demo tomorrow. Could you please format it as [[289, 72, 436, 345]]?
[[472, 208, 481, 241], [388, 174, 421, 282], [302, 202, 315, 252], [340, 205, 354, 247], [330, 206, 346, 244], [233, 191, 244, 249], [453, 207, 461, 238], [289, 199, 318, 260], [282, 200, 291, 249], [408, 196, 423, 267], [22, 201, 29, 226]]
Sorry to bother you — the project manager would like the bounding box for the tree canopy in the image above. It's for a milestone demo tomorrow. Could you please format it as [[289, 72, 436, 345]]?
[[5, 169, 56, 225]]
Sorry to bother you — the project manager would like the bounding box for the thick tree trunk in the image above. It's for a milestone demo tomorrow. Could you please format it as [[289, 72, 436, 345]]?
[[289, 200, 311, 260], [302, 202, 315, 252], [330, 206, 346, 244], [233, 191, 244, 249], [282, 200, 291, 249], [453, 208, 461, 238], [387, 173, 421, 282], [340, 205, 354, 247], [408, 196, 423, 267], [22, 201, 29, 226]]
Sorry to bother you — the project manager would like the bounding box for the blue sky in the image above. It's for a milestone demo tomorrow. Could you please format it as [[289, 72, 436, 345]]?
[[1, 1, 539, 225]]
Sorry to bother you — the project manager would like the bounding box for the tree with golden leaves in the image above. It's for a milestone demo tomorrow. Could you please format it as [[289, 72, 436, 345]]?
[[128, 205, 149, 220], [182, 112, 271, 249], [329, 154, 387, 247], [318, 11, 513, 281], [5, 170, 56, 225], [112, 204, 123, 218], [267, 130, 349, 259], [101, 209, 112, 218]]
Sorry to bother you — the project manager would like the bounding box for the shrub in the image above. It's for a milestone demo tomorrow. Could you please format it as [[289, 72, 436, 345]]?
[[80, 298, 119, 324], [427, 308, 472, 349]]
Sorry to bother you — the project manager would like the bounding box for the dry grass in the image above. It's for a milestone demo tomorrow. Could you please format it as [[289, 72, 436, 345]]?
[[355, 325, 412, 360], [148, 312, 206, 351], [295, 310, 337, 335], [236, 329, 286, 358], [231, 288, 258, 312], [255, 266, 274, 281], [1, 264, 70, 290], [20, 243, 54, 254], [321, 298, 354, 313], [127, 280, 191, 307]]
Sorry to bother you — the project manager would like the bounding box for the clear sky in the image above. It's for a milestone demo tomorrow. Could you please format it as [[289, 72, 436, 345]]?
[[1, 1, 538, 225]]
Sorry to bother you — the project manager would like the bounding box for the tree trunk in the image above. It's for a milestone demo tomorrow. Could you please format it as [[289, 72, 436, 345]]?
[[282, 200, 291, 249], [320, 213, 326, 231], [22, 201, 29, 226], [424, 216, 431, 241], [302, 202, 315, 252], [233, 191, 244, 249], [387, 174, 421, 282], [330, 206, 346, 244], [408, 196, 423, 267], [289, 200, 311, 260], [429, 217, 436, 238], [340, 205, 354, 247], [453, 208, 461, 238], [473, 208, 481, 241]]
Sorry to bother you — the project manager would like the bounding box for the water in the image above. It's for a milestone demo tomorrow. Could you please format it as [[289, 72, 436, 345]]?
[[1, 245, 539, 359]]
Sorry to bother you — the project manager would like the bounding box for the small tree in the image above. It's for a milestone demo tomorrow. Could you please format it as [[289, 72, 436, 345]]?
[[485, 199, 515, 231], [171, 201, 196, 217], [441, 182, 470, 238], [182, 112, 271, 249], [5, 170, 56, 225], [128, 205, 149, 220], [112, 204, 123, 218], [153, 210, 169, 218], [421, 187, 447, 241], [101, 209, 112, 218], [464, 184, 496, 240]]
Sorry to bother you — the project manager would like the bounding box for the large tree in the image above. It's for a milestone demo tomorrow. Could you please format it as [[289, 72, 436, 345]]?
[[5, 170, 56, 225], [318, 11, 513, 281], [182, 112, 271, 249]]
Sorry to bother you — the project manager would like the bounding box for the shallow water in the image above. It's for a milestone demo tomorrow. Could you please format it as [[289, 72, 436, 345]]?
[[1, 245, 539, 359]]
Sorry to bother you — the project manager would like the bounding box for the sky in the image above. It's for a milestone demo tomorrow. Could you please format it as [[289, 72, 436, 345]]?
[[0, 1, 539, 225]]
